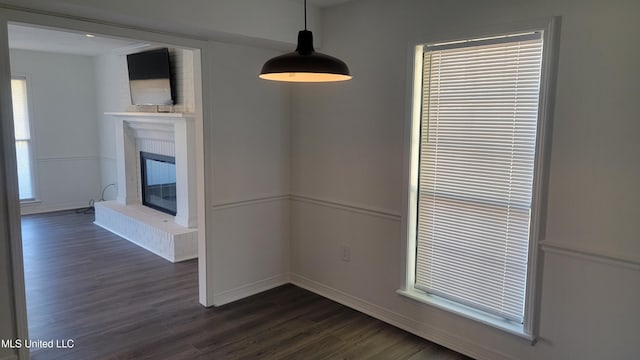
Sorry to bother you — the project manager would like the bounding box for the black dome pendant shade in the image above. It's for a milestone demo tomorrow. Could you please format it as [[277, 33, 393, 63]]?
[[259, 0, 351, 82]]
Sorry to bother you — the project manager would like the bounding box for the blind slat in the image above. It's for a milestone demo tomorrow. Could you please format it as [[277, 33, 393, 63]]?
[[416, 36, 543, 323]]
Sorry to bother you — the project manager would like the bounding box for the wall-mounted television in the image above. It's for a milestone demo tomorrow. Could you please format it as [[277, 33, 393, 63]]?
[[127, 48, 175, 106]]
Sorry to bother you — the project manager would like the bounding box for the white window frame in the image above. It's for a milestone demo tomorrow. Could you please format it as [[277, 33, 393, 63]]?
[[399, 17, 559, 341], [11, 75, 38, 202]]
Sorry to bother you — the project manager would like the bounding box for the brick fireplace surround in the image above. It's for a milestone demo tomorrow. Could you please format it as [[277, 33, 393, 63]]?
[[94, 112, 197, 262]]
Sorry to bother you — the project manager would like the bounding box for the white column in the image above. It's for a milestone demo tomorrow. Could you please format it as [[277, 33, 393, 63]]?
[[174, 117, 197, 228], [115, 119, 139, 205]]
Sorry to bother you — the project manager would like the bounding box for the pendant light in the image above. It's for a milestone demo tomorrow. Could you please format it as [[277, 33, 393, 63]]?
[[259, 0, 351, 82]]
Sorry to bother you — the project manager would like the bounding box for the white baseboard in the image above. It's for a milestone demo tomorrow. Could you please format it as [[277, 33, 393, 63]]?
[[213, 273, 290, 306], [289, 273, 516, 360], [20, 201, 91, 215], [173, 253, 198, 262]]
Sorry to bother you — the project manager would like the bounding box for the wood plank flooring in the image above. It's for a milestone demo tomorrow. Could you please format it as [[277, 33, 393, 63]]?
[[21, 210, 471, 359]]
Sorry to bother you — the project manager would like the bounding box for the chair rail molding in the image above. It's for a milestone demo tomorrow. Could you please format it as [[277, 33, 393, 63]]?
[[539, 240, 640, 270]]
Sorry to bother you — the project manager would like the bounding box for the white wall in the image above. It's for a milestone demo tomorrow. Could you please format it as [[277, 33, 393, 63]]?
[[94, 51, 127, 197], [290, 0, 640, 359], [10, 49, 102, 214], [206, 40, 291, 305], [94, 47, 196, 199]]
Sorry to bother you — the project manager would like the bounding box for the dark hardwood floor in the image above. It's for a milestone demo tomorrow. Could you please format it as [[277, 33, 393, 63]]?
[[21, 210, 471, 359]]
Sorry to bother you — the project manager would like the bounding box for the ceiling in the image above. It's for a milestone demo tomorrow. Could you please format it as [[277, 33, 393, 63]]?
[[8, 24, 144, 56]]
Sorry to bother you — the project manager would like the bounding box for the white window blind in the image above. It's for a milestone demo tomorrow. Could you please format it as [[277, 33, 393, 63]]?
[[415, 34, 543, 323], [11, 78, 35, 200]]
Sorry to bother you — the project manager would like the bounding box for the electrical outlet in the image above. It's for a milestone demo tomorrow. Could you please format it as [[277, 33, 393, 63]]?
[[341, 244, 351, 262]]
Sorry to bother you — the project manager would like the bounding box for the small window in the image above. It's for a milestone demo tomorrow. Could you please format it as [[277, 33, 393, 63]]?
[[405, 30, 552, 336], [11, 77, 35, 201]]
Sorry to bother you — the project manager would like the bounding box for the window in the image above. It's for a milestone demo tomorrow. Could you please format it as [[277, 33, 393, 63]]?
[[404, 29, 553, 337], [11, 77, 35, 200]]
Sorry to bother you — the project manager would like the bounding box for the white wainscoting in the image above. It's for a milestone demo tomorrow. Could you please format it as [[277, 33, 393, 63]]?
[[209, 195, 290, 306], [289, 194, 640, 360], [213, 273, 290, 306], [289, 195, 515, 360], [289, 274, 515, 360]]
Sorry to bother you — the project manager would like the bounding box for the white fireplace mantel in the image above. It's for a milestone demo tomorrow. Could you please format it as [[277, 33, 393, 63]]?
[[105, 112, 197, 228]]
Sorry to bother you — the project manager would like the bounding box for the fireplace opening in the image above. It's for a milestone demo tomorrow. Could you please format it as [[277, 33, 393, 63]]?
[[140, 151, 177, 215]]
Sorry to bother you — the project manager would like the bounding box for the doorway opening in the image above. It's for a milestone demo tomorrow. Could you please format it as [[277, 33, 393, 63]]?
[[5, 20, 208, 358]]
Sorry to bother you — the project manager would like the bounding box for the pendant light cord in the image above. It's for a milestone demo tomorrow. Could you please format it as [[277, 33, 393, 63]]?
[[304, 0, 307, 30]]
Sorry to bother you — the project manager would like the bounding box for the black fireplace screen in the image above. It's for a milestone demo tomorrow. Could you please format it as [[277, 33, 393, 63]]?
[[140, 151, 177, 215]]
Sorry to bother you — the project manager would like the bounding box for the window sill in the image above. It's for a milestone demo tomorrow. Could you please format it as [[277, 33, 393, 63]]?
[[397, 288, 536, 343], [20, 199, 41, 206]]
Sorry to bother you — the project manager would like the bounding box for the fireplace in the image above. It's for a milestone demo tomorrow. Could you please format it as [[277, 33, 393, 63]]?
[[140, 151, 177, 215], [95, 112, 198, 263]]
